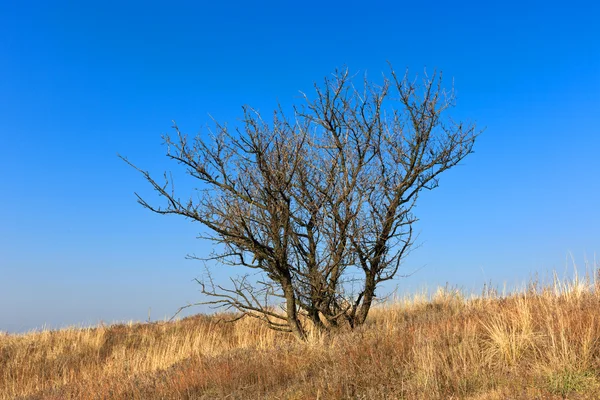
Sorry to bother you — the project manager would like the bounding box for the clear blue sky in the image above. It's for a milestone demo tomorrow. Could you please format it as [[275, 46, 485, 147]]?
[[1, 1, 598, 333]]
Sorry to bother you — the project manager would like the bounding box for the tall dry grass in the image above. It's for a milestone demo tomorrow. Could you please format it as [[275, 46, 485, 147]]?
[[2, 270, 600, 399]]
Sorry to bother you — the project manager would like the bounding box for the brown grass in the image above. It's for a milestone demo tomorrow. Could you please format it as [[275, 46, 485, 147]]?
[[2, 273, 600, 399]]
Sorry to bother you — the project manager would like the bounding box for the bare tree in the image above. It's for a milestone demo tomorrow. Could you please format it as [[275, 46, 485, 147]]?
[[121, 66, 480, 340]]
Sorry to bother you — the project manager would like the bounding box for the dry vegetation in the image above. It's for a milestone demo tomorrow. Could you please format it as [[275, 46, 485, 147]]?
[[2, 272, 600, 399]]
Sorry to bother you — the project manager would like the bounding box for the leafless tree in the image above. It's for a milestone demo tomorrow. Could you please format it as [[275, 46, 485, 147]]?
[[121, 66, 480, 340]]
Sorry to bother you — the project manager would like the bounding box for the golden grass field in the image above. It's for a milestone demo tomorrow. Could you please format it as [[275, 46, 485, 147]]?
[[2, 271, 600, 399]]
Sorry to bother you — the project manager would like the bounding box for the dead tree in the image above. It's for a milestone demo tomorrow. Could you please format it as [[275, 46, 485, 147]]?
[[122, 66, 480, 340]]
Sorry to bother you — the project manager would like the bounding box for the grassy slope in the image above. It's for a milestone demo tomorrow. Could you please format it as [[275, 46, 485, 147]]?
[[2, 277, 600, 399]]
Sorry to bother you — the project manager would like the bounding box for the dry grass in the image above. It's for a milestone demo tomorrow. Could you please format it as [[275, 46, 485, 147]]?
[[2, 272, 600, 399]]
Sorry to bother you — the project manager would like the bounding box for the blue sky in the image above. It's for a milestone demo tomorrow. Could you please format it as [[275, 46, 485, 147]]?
[[1, 1, 598, 333]]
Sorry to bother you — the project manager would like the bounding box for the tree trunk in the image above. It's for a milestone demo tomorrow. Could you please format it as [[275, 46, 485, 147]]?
[[308, 308, 327, 332], [355, 275, 376, 326], [281, 277, 306, 340]]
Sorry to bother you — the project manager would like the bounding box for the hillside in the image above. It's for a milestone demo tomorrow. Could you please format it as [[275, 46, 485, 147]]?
[[2, 276, 600, 399]]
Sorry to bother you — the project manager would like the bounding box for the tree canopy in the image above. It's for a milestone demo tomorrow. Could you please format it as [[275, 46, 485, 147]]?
[[123, 66, 480, 340]]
